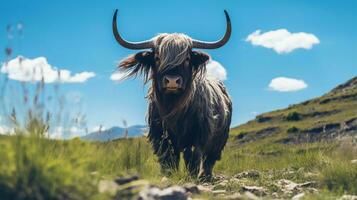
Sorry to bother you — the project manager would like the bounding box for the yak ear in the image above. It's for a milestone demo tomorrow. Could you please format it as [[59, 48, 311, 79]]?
[[134, 51, 155, 67], [190, 50, 210, 69], [119, 51, 154, 69], [118, 51, 154, 81]]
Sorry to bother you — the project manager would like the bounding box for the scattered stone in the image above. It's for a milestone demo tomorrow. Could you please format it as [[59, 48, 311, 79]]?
[[98, 180, 119, 194], [197, 184, 212, 193], [212, 190, 226, 195], [298, 181, 317, 188], [90, 171, 98, 175], [292, 193, 305, 200], [161, 176, 169, 183], [306, 187, 319, 194], [276, 179, 298, 193], [242, 186, 267, 196], [271, 192, 279, 199], [235, 170, 260, 179], [115, 175, 139, 185], [212, 174, 229, 182], [213, 179, 229, 190], [138, 186, 189, 200], [183, 183, 200, 194], [276, 179, 318, 196], [243, 191, 260, 200], [224, 192, 243, 200], [340, 195, 357, 200]]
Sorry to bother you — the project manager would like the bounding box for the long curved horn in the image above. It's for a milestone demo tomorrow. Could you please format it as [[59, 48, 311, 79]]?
[[192, 10, 232, 49], [112, 9, 154, 49]]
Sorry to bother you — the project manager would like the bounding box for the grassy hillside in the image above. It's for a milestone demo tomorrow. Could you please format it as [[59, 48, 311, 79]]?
[[231, 76, 357, 145]]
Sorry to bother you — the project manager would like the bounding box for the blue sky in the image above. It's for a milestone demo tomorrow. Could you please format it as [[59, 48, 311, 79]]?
[[0, 0, 356, 135]]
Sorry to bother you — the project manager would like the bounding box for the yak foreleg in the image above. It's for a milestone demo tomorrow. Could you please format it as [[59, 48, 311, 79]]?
[[148, 122, 179, 175], [183, 147, 201, 177]]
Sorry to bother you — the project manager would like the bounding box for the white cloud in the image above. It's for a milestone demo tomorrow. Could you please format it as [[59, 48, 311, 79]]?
[[50, 126, 64, 139], [268, 77, 308, 92], [110, 70, 129, 82], [206, 60, 227, 81], [50, 126, 86, 139], [110, 59, 227, 81], [0, 125, 14, 135], [246, 29, 320, 54], [91, 125, 106, 132], [1, 56, 96, 83], [0, 125, 8, 134]]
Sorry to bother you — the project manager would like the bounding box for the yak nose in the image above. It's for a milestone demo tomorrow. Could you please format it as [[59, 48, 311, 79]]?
[[163, 75, 183, 89]]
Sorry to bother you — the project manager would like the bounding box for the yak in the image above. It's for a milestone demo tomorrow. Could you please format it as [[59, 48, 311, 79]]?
[[112, 9, 232, 181]]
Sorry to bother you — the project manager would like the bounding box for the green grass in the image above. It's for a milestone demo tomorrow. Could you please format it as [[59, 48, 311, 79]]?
[[0, 129, 160, 199], [0, 129, 356, 199]]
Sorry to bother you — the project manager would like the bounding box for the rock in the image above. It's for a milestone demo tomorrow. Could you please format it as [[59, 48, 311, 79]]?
[[242, 186, 267, 196], [183, 183, 200, 194], [90, 171, 98, 175], [276, 179, 298, 193], [340, 195, 357, 200], [98, 180, 119, 194], [292, 193, 305, 200], [138, 186, 189, 200], [351, 159, 357, 164], [306, 187, 319, 194], [243, 191, 260, 200], [115, 175, 139, 185], [271, 192, 279, 199], [161, 176, 169, 183], [276, 179, 318, 196], [213, 180, 229, 190], [224, 192, 243, 199], [234, 170, 260, 179], [212, 190, 226, 195], [298, 181, 317, 188], [197, 185, 212, 193]]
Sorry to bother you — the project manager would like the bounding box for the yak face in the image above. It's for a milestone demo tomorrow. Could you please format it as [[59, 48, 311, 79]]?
[[152, 34, 210, 96], [156, 60, 190, 95], [118, 34, 210, 98], [156, 51, 210, 96], [113, 9, 231, 101]]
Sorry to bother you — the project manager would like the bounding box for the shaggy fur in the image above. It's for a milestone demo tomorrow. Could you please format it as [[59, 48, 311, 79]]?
[[117, 33, 232, 181]]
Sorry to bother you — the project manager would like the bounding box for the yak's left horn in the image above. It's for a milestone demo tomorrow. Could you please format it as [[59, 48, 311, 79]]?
[[192, 10, 232, 49], [112, 9, 154, 49]]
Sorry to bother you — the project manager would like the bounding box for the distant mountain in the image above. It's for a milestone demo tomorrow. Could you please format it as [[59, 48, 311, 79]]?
[[81, 125, 148, 141], [231, 76, 357, 144]]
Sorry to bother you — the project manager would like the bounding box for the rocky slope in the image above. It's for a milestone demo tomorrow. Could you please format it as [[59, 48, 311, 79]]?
[[231, 76, 357, 144], [98, 169, 357, 200]]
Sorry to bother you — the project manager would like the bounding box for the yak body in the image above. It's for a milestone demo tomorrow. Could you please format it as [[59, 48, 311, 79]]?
[[148, 75, 232, 179], [112, 9, 232, 180], [118, 33, 232, 180]]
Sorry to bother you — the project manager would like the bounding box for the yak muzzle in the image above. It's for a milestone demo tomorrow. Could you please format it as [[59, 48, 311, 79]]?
[[163, 75, 183, 91]]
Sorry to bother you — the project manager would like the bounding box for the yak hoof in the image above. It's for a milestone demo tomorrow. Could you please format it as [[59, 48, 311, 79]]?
[[198, 173, 212, 183]]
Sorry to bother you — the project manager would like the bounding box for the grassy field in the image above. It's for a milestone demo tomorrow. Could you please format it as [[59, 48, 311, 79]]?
[[0, 76, 356, 199], [0, 127, 356, 199]]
